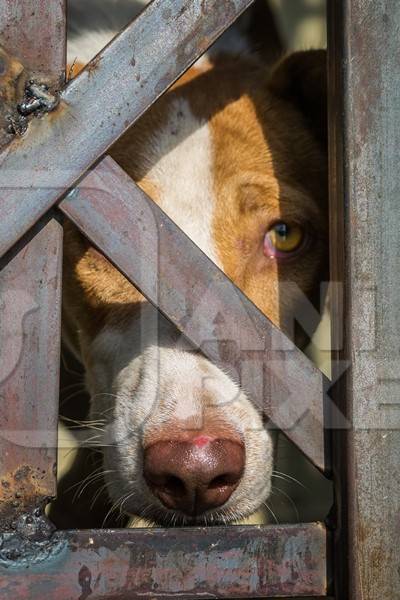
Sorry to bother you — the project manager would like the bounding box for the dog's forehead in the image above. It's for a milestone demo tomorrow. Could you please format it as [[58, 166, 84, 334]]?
[[124, 65, 277, 257]]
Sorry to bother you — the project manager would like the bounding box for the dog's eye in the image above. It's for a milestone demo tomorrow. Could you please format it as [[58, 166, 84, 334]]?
[[264, 222, 304, 258]]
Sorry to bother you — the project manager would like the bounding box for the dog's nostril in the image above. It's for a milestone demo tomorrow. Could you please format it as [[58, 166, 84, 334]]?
[[164, 475, 185, 495], [209, 474, 233, 489]]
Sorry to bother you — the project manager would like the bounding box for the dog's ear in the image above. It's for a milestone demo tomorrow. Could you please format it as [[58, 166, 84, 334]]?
[[268, 49, 327, 147]]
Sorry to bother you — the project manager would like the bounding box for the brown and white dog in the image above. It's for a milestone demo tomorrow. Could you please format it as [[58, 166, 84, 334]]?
[[61, 0, 328, 527]]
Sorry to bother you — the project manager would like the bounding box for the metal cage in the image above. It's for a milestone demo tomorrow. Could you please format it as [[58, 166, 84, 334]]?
[[0, 1, 398, 598]]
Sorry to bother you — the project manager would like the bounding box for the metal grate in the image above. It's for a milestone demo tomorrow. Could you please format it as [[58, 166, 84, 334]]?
[[0, 0, 397, 598]]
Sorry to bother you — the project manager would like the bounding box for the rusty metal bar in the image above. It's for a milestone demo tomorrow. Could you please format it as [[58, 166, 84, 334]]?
[[0, 0, 254, 258], [0, 218, 63, 528], [0, 0, 66, 151], [60, 156, 329, 471], [0, 523, 328, 598], [0, 0, 65, 531], [0, 0, 66, 87], [328, 1, 400, 599]]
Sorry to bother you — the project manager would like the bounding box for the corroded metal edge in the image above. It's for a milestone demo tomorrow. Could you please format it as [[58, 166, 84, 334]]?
[[0, 218, 63, 527], [0, 523, 327, 598]]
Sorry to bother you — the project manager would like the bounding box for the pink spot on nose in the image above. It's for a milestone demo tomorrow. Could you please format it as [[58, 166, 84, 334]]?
[[192, 435, 213, 448]]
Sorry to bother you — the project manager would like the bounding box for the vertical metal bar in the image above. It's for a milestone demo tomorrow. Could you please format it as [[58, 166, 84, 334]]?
[[327, 2, 348, 597], [0, 0, 66, 88], [0, 1, 65, 529], [0, 218, 63, 527], [329, 1, 400, 598]]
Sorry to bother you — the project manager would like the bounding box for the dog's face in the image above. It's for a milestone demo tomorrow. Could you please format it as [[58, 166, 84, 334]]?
[[63, 51, 327, 525]]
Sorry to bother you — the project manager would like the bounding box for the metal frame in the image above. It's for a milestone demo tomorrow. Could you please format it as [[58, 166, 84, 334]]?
[[0, 0, 396, 598], [328, 2, 400, 598]]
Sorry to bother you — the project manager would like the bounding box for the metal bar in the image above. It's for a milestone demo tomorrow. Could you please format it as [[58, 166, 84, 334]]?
[[0, 0, 254, 258], [60, 156, 329, 471], [0, 46, 25, 151], [328, 2, 400, 598], [0, 0, 66, 87], [327, 3, 347, 598], [0, 0, 65, 530], [0, 523, 328, 598], [0, 218, 63, 528], [0, 1, 66, 152]]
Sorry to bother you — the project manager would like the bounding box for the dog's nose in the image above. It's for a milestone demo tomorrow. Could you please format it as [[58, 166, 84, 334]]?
[[143, 437, 245, 516]]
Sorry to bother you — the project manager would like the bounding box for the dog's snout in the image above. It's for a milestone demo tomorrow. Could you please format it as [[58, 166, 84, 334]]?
[[143, 437, 245, 516]]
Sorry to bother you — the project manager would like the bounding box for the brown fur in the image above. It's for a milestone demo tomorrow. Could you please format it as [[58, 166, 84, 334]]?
[[63, 51, 327, 350]]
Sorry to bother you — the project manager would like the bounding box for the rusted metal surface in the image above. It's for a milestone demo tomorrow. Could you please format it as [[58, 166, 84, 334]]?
[[0, 46, 27, 150], [0, 0, 65, 150], [0, 218, 63, 528], [0, 0, 66, 88], [0, 0, 254, 258], [60, 157, 329, 472], [0, 523, 327, 598], [328, 1, 400, 599]]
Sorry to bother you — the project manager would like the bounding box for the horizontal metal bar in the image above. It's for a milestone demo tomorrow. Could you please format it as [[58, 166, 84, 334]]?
[[0, 0, 66, 87], [60, 156, 329, 471], [0, 218, 63, 528], [0, 523, 328, 598], [0, 0, 254, 258]]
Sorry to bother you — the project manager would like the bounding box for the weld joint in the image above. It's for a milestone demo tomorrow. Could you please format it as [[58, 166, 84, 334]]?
[[7, 80, 60, 137], [0, 509, 66, 569]]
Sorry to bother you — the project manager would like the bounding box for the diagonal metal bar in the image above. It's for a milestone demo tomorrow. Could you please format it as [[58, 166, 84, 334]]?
[[0, 523, 328, 597], [0, 218, 63, 528], [60, 157, 329, 471], [0, 0, 254, 258]]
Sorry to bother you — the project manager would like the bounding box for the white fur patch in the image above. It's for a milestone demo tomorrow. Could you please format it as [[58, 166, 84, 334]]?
[[145, 98, 221, 266], [87, 311, 273, 525]]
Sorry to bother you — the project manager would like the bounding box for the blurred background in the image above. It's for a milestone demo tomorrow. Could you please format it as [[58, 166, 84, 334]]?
[[271, 0, 326, 50]]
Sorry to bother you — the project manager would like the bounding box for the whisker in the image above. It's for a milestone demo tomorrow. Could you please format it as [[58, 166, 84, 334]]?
[[65, 468, 116, 503], [61, 415, 106, 432], [59, 388, 90, 405], [60, 352, 85, 377], [120, 491, 137, 514], [76, 470, 116, 499], [60, 381, 85, 394], [272, 470, 307, 490], [271, 485, 300, 521], [102, 491, 132, 528], [263, 501, 279, 524], [91, 392, 120, 401], [90, 481, 111, 511]]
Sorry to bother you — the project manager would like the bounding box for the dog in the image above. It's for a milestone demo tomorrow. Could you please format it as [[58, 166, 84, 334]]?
[[60, 0, 328, 527]]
